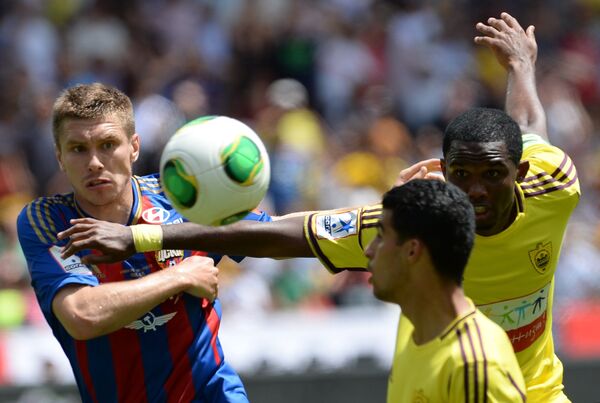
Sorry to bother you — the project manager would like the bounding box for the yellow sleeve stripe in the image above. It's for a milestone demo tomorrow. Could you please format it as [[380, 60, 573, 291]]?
[[136, 176, 163, 194], [361, 204, 382, 228], [136, 175, 161, 187], [303, 213, 339, 274], [521, 153, 578, 197], [507, 372, 527, 402], [139, 186, 163, 194], [361, 220, 379, 228], [26, 198, 64, 244], [455, 315, 488, 403], [362, 204, 382, 217], [26, 201, 50, 244], [455, 317, 526, 403]]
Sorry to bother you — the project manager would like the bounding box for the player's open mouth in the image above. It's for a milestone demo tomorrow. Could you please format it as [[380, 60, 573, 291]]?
[[473, 205, 493, 222], [473, 205, 489, 214]]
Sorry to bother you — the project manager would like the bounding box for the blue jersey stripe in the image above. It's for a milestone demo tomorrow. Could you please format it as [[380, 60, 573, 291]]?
[[138, 306, 171, 402], [88, 337, 118, 402]]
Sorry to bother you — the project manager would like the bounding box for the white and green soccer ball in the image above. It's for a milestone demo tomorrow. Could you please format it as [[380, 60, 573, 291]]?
[[160, 116, 270, 226]]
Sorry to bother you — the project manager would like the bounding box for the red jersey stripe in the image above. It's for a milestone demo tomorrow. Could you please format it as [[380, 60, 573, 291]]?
[[110, 329, 148, 402], [164, 298, 196, 403], [203, 300, 222, 366], [75, 340, 99, 403]]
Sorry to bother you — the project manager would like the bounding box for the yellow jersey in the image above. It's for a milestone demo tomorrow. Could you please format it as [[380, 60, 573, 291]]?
[[390, 303, 525, 403], [304, 135, 579, 402]]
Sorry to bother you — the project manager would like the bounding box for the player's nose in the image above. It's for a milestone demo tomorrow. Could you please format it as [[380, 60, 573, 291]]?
[[87, 153, 104, 171]]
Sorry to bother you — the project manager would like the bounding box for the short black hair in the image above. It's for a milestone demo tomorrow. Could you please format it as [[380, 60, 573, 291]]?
[[382, 180, 475, 284], [442, 107, 522, 166]]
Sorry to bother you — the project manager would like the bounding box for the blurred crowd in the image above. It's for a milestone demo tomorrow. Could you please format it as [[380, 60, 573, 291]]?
[[2, 0, 600, 375]]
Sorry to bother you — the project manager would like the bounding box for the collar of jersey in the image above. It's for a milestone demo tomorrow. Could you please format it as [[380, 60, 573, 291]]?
[[129, 176, 143, 225]]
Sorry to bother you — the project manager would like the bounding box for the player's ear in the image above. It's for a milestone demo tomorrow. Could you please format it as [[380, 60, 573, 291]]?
[[440, 159, 447, 177], [405, 238, 422, 262], [131, 133, 140, 163], [55, 146, 65, 171], [517, 160, 529, 182]]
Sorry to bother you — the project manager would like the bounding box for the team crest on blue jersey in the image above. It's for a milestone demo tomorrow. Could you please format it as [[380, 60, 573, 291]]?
[[316, 212, 357, 239], [155, 249, 184, 268], [49, 246, 93, 275], [528, 242, 552, 274], [125, 311, 177, 333]]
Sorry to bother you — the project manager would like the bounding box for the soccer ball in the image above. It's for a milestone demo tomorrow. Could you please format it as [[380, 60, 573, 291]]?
[[160, 116, 270, 226]]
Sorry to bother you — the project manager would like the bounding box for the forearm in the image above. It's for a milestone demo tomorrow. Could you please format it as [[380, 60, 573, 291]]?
[[53, 269, 188, 340], [505, 61, 548, 140], [162, 216, 313, 258]]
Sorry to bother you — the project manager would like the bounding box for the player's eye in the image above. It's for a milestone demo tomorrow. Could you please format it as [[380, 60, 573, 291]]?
[[71, 145, 84, 153], [102, 142, 115, 150], [486, 169, 503, 179], [454, 169, 468, 178]]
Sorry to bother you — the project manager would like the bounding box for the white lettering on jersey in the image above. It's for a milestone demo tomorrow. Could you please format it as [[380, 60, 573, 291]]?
[[49, 246, 93, 275]]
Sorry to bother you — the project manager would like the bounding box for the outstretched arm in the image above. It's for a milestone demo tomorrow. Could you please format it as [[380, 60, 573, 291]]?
[[162, 215, 312, 257], [475, 12, 548, 140], [58, 214, 313, 264]]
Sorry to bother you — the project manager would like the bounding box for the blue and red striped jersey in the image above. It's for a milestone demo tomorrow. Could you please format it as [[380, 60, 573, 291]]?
[[17, 174, 271, 403]]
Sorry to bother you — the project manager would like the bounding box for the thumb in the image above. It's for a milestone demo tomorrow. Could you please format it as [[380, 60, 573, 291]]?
[[526, 25, 535, 39]]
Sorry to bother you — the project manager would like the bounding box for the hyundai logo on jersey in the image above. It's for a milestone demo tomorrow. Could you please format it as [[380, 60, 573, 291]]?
[[142, 207, 170, 223]]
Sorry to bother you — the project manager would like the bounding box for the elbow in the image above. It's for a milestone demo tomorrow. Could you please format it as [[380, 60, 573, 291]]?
[[53, 293, 105, 340], [60, 309, 104, 340], [64, 319, 102, 341]]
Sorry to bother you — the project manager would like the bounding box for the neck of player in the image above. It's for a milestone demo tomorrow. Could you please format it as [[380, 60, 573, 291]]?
[[401, 281, 471, 346], [75, 183, 134, 225]]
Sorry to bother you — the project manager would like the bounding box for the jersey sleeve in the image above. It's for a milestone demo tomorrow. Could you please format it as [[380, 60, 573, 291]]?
[[17, 200, 99, 320], [303, 204, 381, 273], [521, 135, 580, 199], [447, 361, 526, 403]]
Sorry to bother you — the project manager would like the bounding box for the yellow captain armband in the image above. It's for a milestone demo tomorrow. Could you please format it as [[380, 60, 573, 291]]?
[[131, 224, 163, 252]]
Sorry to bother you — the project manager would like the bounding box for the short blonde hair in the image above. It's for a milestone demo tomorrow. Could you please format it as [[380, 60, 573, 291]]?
[[52, 83, 135, 145]]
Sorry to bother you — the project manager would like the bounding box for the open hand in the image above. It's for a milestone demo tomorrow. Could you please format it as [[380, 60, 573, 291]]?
[[58, 218, 136, 264], [474, 12, 537, 71], [394, 158, 444, 187]]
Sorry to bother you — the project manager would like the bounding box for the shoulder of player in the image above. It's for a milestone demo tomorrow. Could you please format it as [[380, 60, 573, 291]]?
[[18, 194, 75, 223], [444, 311, 514, 364], [443, 313, 525, 400], [521, 143, 579, 199], [17, 194, 76, 244], [135, 174, 163, 195]]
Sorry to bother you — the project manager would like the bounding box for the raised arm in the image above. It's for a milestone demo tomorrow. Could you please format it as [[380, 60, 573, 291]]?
[[58, 214, 313, 264], [475, 12, 548, 140]]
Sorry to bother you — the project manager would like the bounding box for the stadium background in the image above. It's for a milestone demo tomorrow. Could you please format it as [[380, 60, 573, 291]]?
[[1, 0, 600, 401]]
